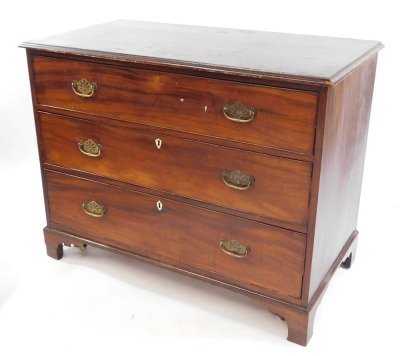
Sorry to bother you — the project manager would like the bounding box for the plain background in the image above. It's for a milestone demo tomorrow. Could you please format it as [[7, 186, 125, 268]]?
[[1, 1, 399, 355]]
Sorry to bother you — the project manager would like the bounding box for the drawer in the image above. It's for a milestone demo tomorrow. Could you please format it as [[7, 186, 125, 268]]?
[[46, 171, 306, 299], [40, 113, 312, 226], [32, 56, 318, 155]]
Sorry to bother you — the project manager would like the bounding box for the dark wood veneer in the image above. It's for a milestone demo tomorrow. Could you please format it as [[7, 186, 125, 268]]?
[[23, 21, 382, 346], [304, 55, 378, 302], [22, 20, 382, 86], [43, 165, 310, 234], [40, 112, 312, 226], [32, 55, 318, 155], [46, 170, 306, 299], [36, 106, 316, 162]]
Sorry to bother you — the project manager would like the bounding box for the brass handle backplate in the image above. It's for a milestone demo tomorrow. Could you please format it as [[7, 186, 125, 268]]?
[[78, 139, 103, 157], [220, 239, 251, 258], [72, 78, 97, 97], [82, 200, 107, 218], [223, 102, 256, 123], [222, 169, 254, 190]]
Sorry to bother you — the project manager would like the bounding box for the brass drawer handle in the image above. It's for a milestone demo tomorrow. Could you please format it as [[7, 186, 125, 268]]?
[[72, 78, 97, 97], [78, 139, 103, 157], [220, 239, 251, 258], [222, 169, 254, 190], [82, 200, 107, 218], [223, 102, 256, 123]]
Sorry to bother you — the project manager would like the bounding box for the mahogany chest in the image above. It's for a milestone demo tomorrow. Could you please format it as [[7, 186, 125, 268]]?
[[22, 21, 382, 345]]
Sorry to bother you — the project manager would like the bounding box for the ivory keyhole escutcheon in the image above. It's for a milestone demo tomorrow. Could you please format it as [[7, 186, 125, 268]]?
[[156, 200, 163, 211], [155, 138, 162, 149]]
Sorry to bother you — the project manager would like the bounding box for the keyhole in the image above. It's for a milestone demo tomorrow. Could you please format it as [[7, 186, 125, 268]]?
[[156, 200, 163, 211], [155, 138, 162, 149]]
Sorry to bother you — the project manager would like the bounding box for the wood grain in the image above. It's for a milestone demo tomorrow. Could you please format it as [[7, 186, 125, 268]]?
[[32, 56, 318, 155], [22, 20, 383, 86], [304, 55, 378, 301], [40, 112, 312, 226], [45, 170, 306, 299], [23, 22, 383, 346]]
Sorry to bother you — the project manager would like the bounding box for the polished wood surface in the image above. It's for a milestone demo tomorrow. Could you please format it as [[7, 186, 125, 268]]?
[[40, 112, 312, 226], [32, 56, 318, 155], [305, 55, 378, 301], [22, 20, 383, 86], [46, 170, 306, 299], [24, 22, 382, 346]]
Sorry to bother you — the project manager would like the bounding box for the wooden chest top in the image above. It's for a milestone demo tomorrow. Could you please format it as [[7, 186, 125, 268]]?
[[21, 20, 382, 85]]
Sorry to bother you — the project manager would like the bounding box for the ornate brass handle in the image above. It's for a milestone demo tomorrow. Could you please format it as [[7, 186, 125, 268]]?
[[78, 139, 103, 157], [220, 239, 251, 258], [71, 78, 97, 97], [222, 169, 254, 190], [223, 102, 256, 123], [82, 200, 107, 218]]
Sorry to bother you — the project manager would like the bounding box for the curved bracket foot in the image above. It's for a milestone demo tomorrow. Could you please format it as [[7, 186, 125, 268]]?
[[251, 297, 321, 346], [44, 227, 87, 260]]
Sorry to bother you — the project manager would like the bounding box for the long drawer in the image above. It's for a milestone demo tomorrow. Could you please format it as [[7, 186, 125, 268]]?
[[40, 112, 312, 226], [32, 56, 318, 155], [46, 170, 306, 299]]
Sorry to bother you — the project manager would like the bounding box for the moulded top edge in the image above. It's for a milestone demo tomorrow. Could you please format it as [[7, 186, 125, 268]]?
[[21, 20, 384, 87]]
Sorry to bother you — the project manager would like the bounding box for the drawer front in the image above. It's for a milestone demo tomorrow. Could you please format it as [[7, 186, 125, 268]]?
[[32, 56, 318, 155], [46, 171, 306, 299], [40, 113, 312, 226]]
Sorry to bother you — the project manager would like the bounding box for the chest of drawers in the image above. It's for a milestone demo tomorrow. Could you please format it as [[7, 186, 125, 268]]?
[[22, 21, 382, 345]]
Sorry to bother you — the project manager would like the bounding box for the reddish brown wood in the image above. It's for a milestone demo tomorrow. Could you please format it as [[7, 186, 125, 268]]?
[[39, 112, 312, 226], [305, 232, 358, 315], [26, 49, 328, 92], [35, 104, 315, 163], [21, 20, 383, 86], [43, 165, 309, 234], [253, 297, 321, 346], [23, 21, 382, 346], [25, 53, 53, 226], [284, 306, 318, 346], [45, 170, 306, 299], [44, 212, 357, 346], [301, 86, 329, 304], [253, 234, 359, 345], [43, 223, 304, 304], [304, 55, 378, 302], [32, 56, 318, 155], [44, 228, 64, 259]]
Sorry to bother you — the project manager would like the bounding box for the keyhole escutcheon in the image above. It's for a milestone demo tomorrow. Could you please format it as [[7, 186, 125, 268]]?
[[155, 138, 162, 149], [156, 200, 163, 211]]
